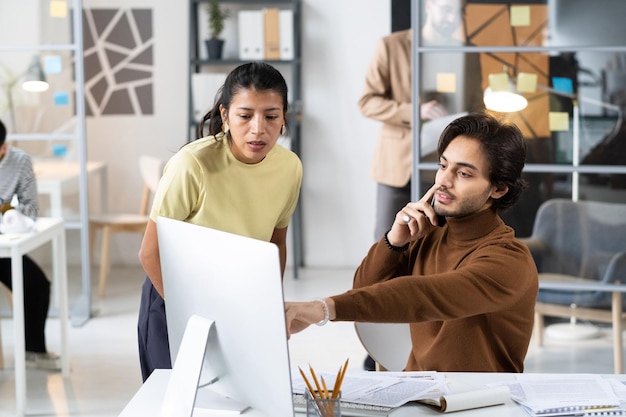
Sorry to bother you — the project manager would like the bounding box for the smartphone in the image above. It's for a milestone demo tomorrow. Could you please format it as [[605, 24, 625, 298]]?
[[431, 195, 446, 227]]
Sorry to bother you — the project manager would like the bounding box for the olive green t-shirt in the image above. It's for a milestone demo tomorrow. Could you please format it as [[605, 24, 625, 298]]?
[[150, 135, 302, 242]]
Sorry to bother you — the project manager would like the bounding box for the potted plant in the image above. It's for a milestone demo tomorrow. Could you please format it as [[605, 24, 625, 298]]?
[[205, 0, 230, 60]]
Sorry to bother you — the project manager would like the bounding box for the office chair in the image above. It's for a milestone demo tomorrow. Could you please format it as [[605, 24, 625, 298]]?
[[89, 155, 164, 297], [354, 322, 412, 371], [522, 198, 626, 372]]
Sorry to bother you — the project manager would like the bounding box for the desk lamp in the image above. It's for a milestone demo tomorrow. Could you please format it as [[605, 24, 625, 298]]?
[[483, 71, 622, 202], [22, 55, 49, 92], [483, 72, 528, 113], [1, 55, 49, 131]]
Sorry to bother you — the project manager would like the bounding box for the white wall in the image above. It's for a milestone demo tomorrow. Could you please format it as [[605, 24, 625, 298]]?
[[299, 0, 390, 266], [78, 0, 190, 267]]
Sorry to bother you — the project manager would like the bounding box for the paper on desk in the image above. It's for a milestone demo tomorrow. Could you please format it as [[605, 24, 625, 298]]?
[[418, 385, 510, 413], [292, 370, 447, 408], [491, 374, 621, 416], [607, 379, 626, 414]]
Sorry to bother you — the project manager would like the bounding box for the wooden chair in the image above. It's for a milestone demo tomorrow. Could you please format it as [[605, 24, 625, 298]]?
[[89, 155, 164, 297], [521, 199, 626, 373]]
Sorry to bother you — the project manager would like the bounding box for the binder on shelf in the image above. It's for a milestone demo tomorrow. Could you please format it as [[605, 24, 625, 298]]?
[[238, 10, 264, 60], [279, 9, 294, 60], [263, 8, 280, 60]]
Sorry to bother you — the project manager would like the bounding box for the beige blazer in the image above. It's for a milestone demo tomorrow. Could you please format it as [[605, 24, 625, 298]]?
[[358, 29, 484, 188], [359, 30, 413, 188]]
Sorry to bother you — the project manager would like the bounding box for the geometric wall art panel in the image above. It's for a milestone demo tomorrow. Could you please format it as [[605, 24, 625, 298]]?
[[82, 8, 153, 115]]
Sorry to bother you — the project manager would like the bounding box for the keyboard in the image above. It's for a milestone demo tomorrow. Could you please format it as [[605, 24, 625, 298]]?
[[292, 393, 393, 417]]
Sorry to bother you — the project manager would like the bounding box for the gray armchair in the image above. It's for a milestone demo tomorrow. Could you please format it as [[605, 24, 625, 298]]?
[[521, 198, 626, 372], [524, 198, 626, 308]]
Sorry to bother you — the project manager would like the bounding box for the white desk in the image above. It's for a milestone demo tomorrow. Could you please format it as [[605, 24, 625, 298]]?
[[34, 160, 108, 225], [0, 218, 70, 417], [119, 371, 626, 417], [119, 370, 280, 417]]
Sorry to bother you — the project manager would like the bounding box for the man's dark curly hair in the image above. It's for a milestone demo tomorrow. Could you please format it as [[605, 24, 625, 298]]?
[[437, 113, 528, 212]]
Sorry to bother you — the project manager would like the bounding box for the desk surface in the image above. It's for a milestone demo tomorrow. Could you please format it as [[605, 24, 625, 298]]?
[[119, 370, 270, 417], [0, 217, 65, 252], [34, 160, 106, 186], [118, 371, 626, 417]]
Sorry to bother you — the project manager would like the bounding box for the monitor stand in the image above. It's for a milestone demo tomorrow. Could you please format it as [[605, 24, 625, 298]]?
[[161, 315, 249, 417], [194, 387, 249, 416]]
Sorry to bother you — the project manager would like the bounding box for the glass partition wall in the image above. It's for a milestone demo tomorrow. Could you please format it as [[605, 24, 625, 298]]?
[[412, 0, 626, 237], [0, 0, 92, 324]]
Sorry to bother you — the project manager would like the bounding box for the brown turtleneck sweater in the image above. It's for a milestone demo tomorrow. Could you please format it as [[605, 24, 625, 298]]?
[[332, 208, 538, 372]]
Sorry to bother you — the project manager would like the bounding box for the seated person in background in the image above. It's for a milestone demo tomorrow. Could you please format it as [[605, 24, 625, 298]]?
[[0, 119, 61, 371], [285, 113, 538, 372]]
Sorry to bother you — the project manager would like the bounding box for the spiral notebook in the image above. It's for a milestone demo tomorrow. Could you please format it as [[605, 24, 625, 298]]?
[[507, 374, 625, 417]]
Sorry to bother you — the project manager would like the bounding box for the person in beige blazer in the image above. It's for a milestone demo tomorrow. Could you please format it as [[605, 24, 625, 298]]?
[[359, 28, 448, 241], [359, 0, 484, 242]]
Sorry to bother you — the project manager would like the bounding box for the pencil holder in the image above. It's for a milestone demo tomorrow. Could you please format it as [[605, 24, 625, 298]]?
[[305, 389, 342, 417]]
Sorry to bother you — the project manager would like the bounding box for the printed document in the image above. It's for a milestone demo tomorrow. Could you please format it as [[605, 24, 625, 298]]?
[[292, 371, 445, 408], [495, 374, 622, 416]]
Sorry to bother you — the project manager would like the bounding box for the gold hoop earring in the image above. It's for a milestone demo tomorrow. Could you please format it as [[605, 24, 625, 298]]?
[[222, 122, 230, 135], [281, 125, 287, 135]]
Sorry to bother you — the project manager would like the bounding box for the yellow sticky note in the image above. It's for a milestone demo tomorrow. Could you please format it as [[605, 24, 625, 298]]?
[[517, 72, 537, 93], [436, 73, 456, 93], [549, 112, 570, 131], [510, 5, 530, 27], [488, 73, 509, 91], [50, 1, 67, 18]]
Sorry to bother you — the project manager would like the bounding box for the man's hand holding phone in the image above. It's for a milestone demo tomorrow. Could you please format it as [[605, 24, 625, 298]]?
[[387, 184, 444, 248]]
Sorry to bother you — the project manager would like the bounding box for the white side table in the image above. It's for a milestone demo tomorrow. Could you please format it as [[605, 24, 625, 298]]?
[[0, 217, 70, 417]]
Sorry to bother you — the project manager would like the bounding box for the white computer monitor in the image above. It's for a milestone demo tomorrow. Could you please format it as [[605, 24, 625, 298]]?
[[156, 216, 295, 416]]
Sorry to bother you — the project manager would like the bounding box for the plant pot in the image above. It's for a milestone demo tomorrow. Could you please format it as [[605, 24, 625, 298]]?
[[205, 38, 225, 60]]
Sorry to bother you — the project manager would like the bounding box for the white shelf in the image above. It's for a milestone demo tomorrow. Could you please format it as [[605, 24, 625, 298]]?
[[188, 0, 304, 276]]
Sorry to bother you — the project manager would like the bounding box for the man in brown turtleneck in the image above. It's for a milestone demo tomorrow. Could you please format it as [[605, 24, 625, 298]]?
[[285, 113, 538, 373]]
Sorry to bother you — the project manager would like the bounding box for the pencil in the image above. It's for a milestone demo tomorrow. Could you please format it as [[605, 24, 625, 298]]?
[[339, 358, 349, 382], [332, 358, 350, 398], [321, 376, 329, 399], [309, 364, 324, 398], [330, 365, 342, 397], [299, 366, 317, 399], [331, 358, 349, 399], [320, 376, 335, 417]]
